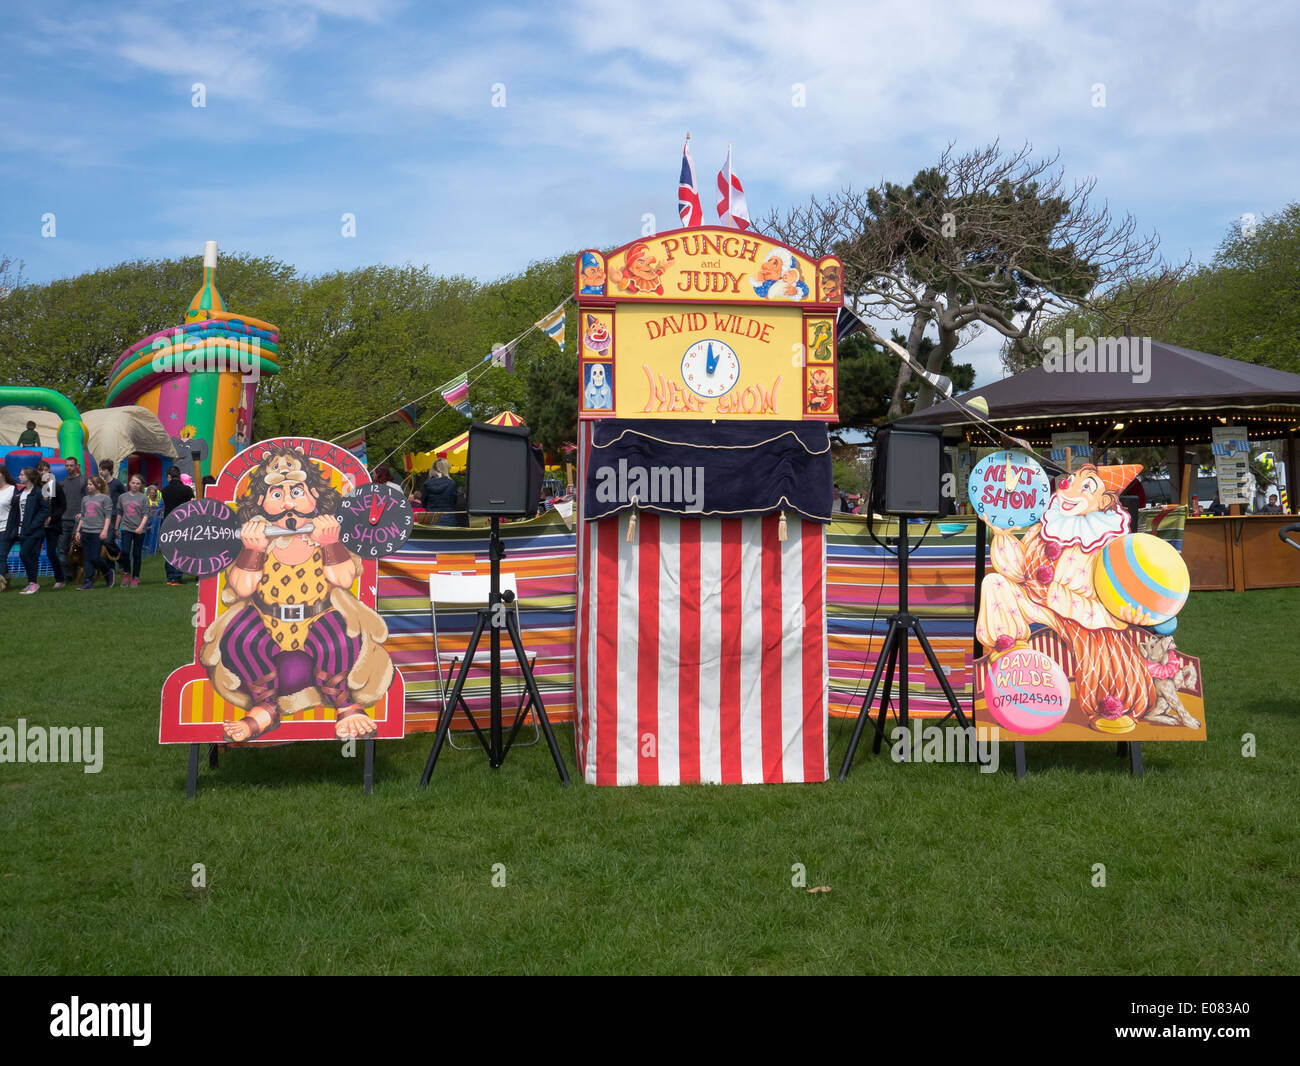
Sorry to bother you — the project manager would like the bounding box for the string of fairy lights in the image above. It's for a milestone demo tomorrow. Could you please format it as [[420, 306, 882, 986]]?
[[956, 411, 1300, 449]]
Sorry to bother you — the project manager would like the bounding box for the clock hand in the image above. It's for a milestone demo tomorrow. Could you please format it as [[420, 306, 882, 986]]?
[[705, 342, 719, 375]]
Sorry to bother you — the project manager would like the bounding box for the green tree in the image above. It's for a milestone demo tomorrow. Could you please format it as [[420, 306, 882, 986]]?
[[1166, 205, 1300, 374], [1011, 203, 1300, 375]]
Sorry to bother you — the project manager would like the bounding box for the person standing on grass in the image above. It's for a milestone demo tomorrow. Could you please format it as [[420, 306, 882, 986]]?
[[116, 474, 153, 587], [13, 468, 49, 594], [55, 456, 85, 582], [161, 465, 194, 585], [0, 468, 16, 591], [99, 458, 125, 541], [99, 459, 127, 579], [35, 459, 68, 588], [75, 476, 115, 589]]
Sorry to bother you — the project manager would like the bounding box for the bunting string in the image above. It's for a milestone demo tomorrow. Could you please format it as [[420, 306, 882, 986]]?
[[329, 296, 572, 446]]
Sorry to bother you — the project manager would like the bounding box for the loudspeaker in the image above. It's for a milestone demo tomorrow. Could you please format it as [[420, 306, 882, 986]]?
[[870, 425, 949, 517], [466, 422, 544, 517]]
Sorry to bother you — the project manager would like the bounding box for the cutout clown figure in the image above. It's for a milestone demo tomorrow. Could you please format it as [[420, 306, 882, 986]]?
[[976, 463, 1155, 727], [198, 444, 392, 741]]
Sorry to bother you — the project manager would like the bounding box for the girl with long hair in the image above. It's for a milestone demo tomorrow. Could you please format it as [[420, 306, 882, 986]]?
[[75, 475, 115, 589]]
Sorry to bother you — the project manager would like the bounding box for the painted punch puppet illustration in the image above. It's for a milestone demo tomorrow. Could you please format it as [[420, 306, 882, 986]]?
[[976, 462, 1199, 735], [609, 242, 666, 295], [199, 445, 392, 741]]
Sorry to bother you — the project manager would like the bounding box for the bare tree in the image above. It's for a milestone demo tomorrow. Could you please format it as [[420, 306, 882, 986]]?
[[764, 141, 1188, 414], [0, 254, 22, 300]]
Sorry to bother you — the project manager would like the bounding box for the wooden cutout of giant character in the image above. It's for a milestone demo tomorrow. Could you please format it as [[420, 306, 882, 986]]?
[[201, 443, 391, 741], [160, 437, 407, 747]]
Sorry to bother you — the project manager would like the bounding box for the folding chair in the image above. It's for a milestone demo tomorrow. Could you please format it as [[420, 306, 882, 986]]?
[[428, 571, 541, 750]]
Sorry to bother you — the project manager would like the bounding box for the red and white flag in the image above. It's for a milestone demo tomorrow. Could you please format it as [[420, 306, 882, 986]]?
[[716, 144, 751, 230], [677, 135, 702, 227], [576, 508, 828, 786]]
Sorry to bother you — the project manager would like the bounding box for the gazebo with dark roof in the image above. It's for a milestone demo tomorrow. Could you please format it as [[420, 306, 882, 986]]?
[[899, 340, 1300, 590], [902, 340, 1298, 478]]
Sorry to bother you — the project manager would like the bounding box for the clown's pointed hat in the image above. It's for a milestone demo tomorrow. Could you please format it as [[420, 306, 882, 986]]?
[[1090, 463, 1142, 495]]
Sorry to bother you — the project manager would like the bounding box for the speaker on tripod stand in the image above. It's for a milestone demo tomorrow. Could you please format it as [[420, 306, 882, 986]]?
[[420, 422, 569, 787], [839, 424, 971, 778]]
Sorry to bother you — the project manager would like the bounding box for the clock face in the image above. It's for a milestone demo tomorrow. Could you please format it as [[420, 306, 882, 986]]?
[[681, 339, 741, 399], [339, 482, 415, 558]]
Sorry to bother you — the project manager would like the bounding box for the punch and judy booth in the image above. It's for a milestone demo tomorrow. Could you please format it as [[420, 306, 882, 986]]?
[[574, 229, 843, 784]]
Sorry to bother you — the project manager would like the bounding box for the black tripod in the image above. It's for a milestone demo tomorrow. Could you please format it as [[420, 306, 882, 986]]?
[[420, 517, 570, 786], [837, 516, 972, 779]]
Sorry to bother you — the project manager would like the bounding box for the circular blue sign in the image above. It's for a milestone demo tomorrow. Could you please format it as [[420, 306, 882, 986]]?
[[968, 450, 1051, 529]]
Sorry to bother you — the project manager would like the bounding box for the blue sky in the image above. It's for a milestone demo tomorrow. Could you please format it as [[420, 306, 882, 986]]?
[[3, 0, 1297, 385]]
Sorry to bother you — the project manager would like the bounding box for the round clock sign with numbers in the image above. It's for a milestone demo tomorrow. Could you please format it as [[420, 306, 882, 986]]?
[[968, 450, 1052, 530], [681, 339, 740, 399], [338, 481, 415, 558]]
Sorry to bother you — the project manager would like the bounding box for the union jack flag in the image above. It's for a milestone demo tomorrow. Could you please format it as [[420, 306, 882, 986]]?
[[678, 135, 702, 227]]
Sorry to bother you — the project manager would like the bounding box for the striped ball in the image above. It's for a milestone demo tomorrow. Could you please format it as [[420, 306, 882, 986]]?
[[1094, 533, 1190, 626]]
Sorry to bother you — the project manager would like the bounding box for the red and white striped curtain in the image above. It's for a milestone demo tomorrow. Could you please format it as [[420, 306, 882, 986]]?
[[575, 508, 828, 785]]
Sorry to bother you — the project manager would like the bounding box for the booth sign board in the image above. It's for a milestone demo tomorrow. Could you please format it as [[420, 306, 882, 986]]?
[[575, 228, 843, 422]]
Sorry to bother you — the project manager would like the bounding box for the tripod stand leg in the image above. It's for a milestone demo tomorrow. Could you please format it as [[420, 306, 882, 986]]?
[[871, 633, 900, 756], [837, 620, 900, 780], [503, 656, 538, 751], [420, 608, 489, 788], [504, 611, 570, 785], [912, 621, 972, 732]]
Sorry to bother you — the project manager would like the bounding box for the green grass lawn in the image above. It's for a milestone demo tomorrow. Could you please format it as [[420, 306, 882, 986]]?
[[1, 554, 1297, 975]]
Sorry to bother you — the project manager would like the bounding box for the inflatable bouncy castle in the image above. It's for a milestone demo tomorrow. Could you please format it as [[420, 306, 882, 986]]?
[[106, 241, 280, 482]]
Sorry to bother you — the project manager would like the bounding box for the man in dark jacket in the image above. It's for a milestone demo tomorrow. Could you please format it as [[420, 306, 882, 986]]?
[[54, 457, 85, 583], [161, 465, 194, 584]]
